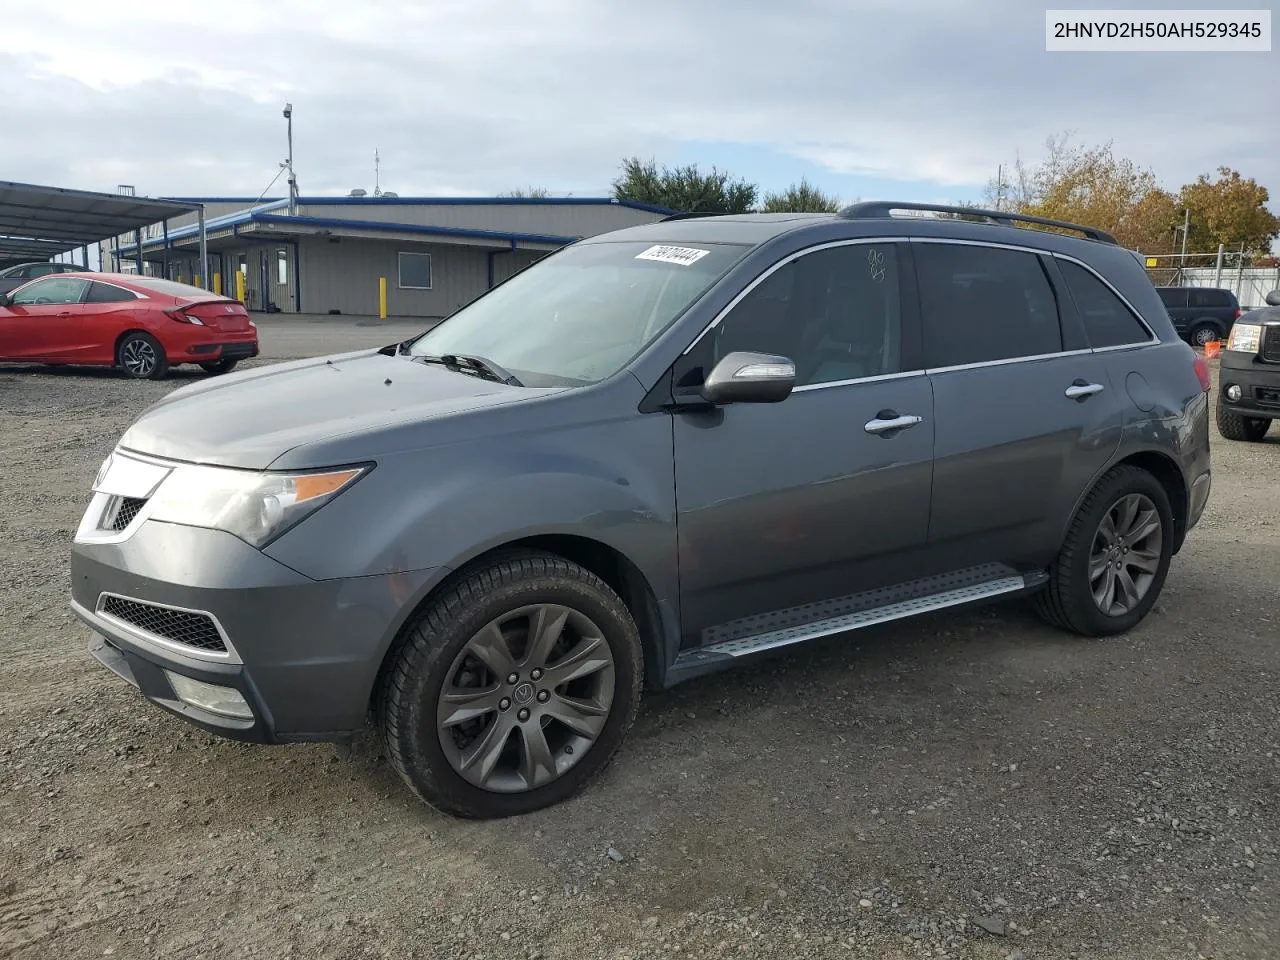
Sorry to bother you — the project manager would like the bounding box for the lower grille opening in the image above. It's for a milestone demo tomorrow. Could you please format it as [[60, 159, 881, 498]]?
[[100, 596, 227, 653]]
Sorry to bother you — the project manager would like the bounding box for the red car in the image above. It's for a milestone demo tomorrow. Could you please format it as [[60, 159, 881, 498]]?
[[0, 272, 258, 379]]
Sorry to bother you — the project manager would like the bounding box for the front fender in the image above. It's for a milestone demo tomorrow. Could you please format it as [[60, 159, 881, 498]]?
[[262, 411, 678, 608]]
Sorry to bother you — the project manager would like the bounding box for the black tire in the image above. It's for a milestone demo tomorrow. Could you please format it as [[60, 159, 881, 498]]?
[[1035, 465, 1174, 637], [1216, 405, 1270, 442], [1188, 322, 1221, 348], [116, 332, 168, 380], [376, 550, 643, 819], [200, 358, 239, 375]]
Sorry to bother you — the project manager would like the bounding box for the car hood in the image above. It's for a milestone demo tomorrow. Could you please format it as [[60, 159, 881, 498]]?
[[117, 350, 560, 470]]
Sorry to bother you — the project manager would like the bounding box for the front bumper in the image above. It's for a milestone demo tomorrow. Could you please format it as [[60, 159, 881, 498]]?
[[1218, 349, 1280, 420], [71, 520, 439, 743]]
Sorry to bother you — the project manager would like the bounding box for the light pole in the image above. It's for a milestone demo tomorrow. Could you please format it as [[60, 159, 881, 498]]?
[[283, 103, 298, 216]]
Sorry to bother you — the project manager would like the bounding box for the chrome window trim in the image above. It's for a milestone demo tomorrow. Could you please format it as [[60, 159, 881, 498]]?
[[94, 592, 242, 665], [677, 234, 1164, 392], [681, 236, 912, 355], [791, 370, 924, 393], [924, 348, 1094, 376]]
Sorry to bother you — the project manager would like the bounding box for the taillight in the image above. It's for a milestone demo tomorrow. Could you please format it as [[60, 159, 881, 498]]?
[[1192, 354, 1212, 393], [1234, 308, 1243, 320], [164, 307, 203, 326]]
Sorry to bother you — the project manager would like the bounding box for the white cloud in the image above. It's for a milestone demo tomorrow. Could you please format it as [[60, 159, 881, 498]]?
[[0, 0, 1274, 200]]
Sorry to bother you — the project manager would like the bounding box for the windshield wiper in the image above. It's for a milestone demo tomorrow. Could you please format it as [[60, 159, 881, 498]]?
[[413, 353, 523, 386]]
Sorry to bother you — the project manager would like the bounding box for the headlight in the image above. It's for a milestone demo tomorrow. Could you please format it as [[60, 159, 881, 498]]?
[[1227, 323, 1262, 353], [146, 464, 367, 547]]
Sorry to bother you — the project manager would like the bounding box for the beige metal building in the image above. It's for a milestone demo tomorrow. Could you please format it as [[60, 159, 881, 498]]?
[[103, 196, 673, 318]]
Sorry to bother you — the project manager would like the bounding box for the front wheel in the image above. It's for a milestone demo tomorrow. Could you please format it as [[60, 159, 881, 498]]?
[[1216, 405, 1270, 442], [200, 358, 239, 375], [377, 551, 643, 818], [1035, 465, 1173, 637], [116, 332, 168, 380]]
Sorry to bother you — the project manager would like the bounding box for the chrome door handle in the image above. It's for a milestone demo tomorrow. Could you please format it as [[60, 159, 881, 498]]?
[[864, 413, 924, 435], [1064, 381, 1105, 401]]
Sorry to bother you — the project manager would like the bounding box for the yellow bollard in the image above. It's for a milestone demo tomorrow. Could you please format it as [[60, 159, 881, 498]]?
[[195, 274, 201, 289], [236, 271, 246, 304], [213, 272, 222, 295], [379, 276, 388, 320]]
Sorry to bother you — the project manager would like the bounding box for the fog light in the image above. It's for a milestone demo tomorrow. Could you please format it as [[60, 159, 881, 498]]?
[[1226, 384, 1242, 402], [164, 671, 253, 720]]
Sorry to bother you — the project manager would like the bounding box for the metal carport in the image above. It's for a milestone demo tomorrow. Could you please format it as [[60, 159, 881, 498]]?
[[0, 181, 205, 280]]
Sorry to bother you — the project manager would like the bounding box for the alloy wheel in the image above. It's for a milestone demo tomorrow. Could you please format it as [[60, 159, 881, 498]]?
[[1089, 493, 1163, 616], [436, 603, 616, 794], [121, 339, 157, 377]]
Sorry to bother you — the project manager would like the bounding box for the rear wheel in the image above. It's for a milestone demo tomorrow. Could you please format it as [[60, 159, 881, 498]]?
[[1216, 405, 1270, 442], [1035, 465, 1173, 637], [377, 551, 643, 819], [199, 358, 239, 375], [1188, 322, 1221, 348], [116, 332, 168, 380]]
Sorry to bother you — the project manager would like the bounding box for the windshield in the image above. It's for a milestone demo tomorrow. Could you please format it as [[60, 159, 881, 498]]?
[[408, 239, 748, 386]]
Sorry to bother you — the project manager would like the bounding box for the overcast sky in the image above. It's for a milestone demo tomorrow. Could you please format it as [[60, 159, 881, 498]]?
[[2, 0, 1275, 208]]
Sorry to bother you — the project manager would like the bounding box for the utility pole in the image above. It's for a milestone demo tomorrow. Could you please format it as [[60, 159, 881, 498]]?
[[1179, 206, 1190, 259], [283, 103, 298, 216], [995, 164, 1003, 211], [374, 149, 381, 197]]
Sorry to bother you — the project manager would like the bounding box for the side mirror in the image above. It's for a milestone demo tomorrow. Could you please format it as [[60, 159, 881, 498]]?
[[0, 293, 11, 307], [701, 351, 796, 405], [1265, 290, 1280, 307]]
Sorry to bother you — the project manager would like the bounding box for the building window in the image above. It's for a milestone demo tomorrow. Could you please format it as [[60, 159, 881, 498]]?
[[277, 249, 289, 285], [398, 251, 432, 290]]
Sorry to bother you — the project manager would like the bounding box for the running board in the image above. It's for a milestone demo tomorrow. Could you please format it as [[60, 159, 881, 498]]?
[[668, 568, 1046, 683]]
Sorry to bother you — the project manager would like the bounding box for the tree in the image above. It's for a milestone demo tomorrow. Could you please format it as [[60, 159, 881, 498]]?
[[985, 134, 1179, 251], [612, 156, 757, 214], [761, 178, 841, 213], [500, 187, 551, 198], [1178, 168, 1279, 259]]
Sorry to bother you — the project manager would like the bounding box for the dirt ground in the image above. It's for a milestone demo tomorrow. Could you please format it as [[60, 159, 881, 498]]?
[[2, 322, 1278, 960]]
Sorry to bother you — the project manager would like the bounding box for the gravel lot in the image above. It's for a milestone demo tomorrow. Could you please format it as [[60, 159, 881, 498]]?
[[2, 320, 1278, 960]]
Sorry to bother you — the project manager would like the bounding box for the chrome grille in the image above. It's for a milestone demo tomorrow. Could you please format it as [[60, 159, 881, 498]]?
[[1261, 326, 1280, 363], [100, 596, 227, 653]]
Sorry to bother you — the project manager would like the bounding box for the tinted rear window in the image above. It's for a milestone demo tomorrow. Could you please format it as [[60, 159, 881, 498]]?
[[1058, 260, 1151, 348], [1190, 288, 1232, 308], [85, 282, 138, 304], [124, 277, 219, 298]]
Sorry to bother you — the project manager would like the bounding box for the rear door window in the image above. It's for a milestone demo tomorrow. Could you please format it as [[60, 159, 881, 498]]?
[[1156, 288, 1187, 309], [1190, 288, 1230, 308], [1057, 259, 1152, 348], [914, 243, 1062, 368], [85, 282, 137, 304]]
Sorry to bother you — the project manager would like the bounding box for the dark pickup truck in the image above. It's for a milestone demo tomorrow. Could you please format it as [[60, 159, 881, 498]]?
[[1217, 290, 1280, 441]]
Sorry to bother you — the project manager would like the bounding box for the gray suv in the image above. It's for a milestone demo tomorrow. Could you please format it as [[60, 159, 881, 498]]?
[[70, 202, 1213, 819]]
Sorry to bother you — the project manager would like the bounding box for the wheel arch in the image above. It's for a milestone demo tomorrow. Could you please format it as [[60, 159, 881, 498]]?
[[1063, 447, 1190, 556], [113, 326, 161, 360], [368, 533, 674, 720]]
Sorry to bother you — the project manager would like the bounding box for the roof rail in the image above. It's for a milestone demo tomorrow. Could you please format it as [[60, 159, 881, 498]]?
[[658, 210, 743, 222], [837, 201, 1118, 245]]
